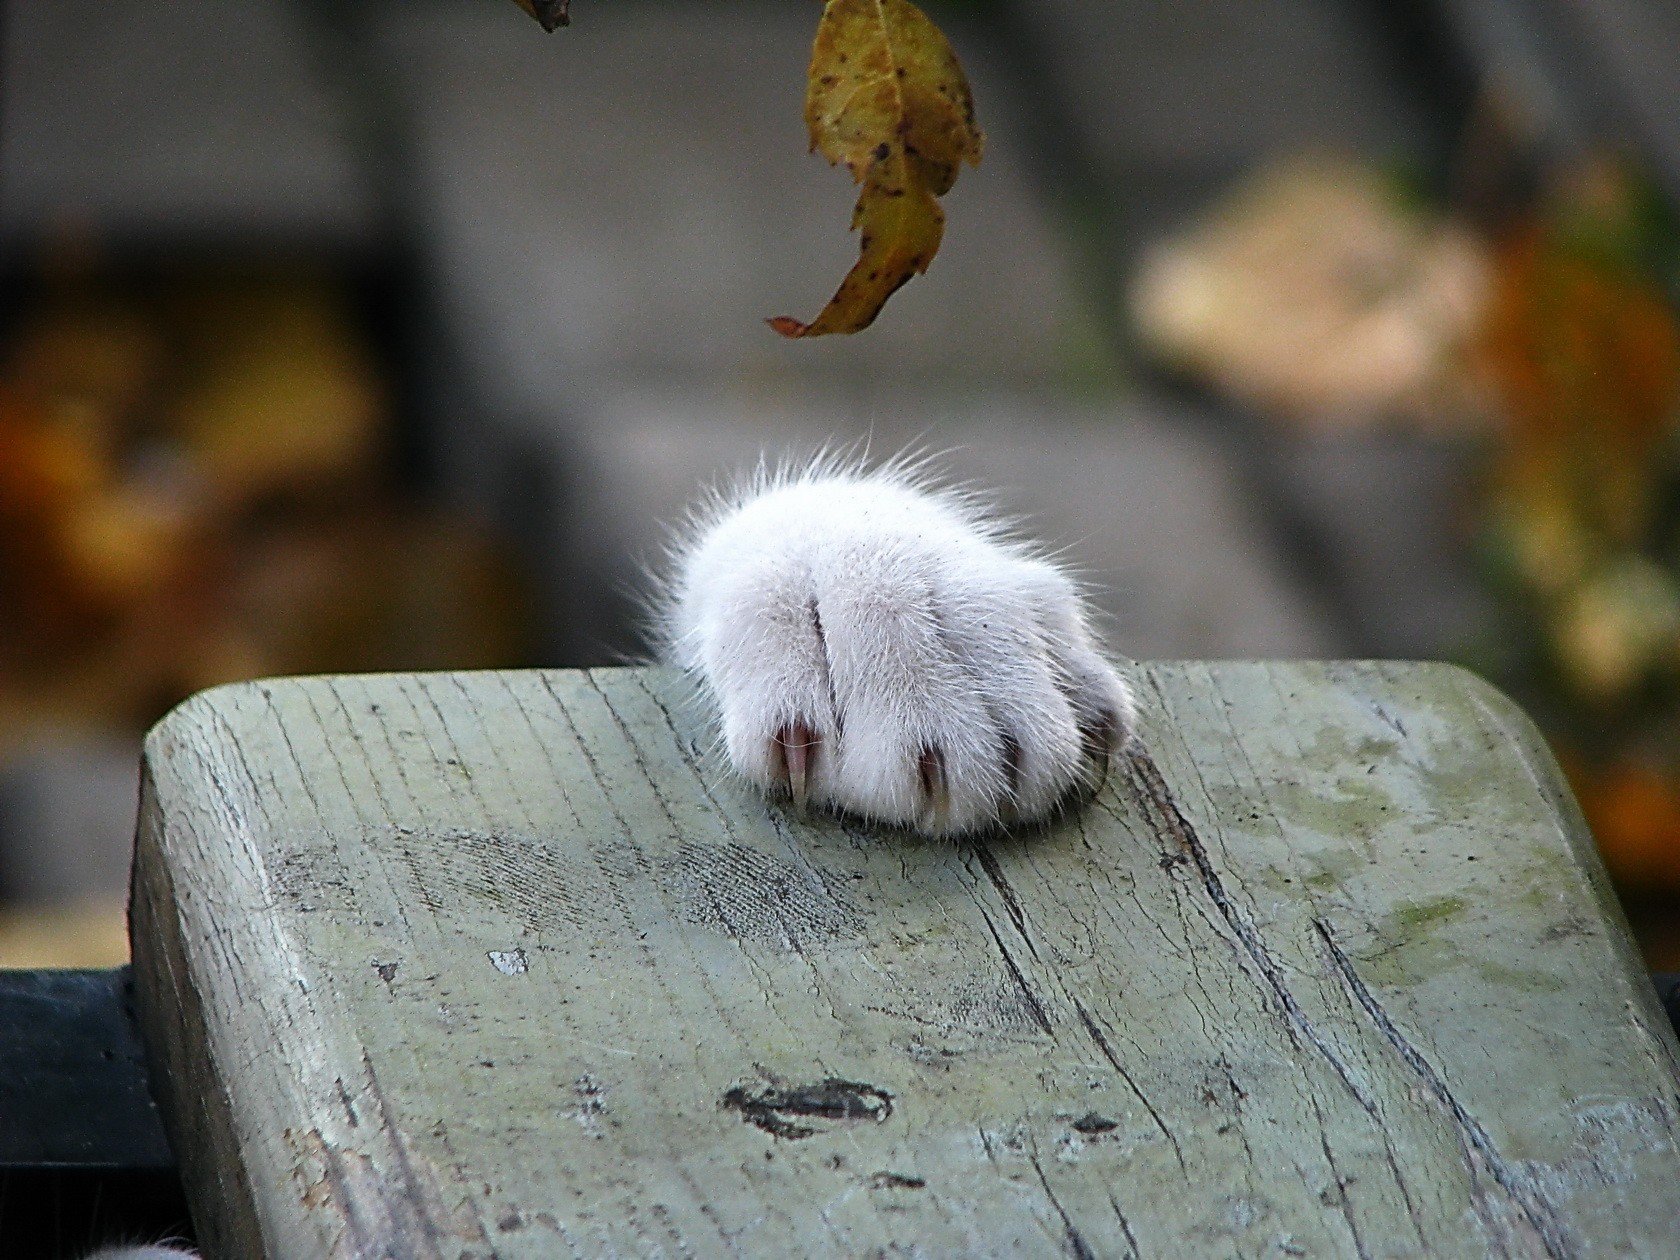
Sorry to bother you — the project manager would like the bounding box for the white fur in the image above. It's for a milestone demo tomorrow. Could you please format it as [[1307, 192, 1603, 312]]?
[[653, 455, 1135, 836], [81, 1247, 198, 1260]]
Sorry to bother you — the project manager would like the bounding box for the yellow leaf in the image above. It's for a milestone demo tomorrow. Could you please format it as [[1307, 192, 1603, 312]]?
[[771, 0, 983, 338]]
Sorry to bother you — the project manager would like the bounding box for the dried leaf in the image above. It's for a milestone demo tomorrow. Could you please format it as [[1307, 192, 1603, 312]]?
[[772, 0, 983, 338]]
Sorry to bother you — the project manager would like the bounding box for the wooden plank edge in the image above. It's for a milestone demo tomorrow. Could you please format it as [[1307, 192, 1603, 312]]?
[[1427, 661, 1680, 1061], [129, 754, 267, 1259]]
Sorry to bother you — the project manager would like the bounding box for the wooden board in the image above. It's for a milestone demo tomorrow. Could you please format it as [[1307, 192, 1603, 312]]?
[[129, 664, 1680, 1258]]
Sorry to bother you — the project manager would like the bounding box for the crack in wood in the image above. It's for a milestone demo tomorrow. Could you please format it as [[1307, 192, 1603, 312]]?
[[971, 843, 1041, 962], [1104, 1187, 1143, 1258], [979, 908, 1055, 1037], [1127, 745, 1433, 1247], [1316, 921, 1574, 1259], [356, 1053, 496, 1254], [1125, 749, 1378, 1111], [1029, 1145, 1096, 1259], [1305, 1084, 1375, 1260], [1071, 999, 1185, 1171]]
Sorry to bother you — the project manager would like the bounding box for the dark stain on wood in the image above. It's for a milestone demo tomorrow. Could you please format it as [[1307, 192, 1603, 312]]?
[[722, 1075, 892, 1140], [1070, 1113, 1118, 1136]]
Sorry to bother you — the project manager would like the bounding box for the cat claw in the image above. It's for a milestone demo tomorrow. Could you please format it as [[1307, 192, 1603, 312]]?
[[1000, 732, 1023, 796], [773, 722, 819, 811], [1080, 709, 1119, 793], [996, 733, 1024, 824], [917, 746, 950, 833]]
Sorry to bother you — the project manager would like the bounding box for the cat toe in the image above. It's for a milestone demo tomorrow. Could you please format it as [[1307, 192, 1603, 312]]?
[[659, 457, 1133, 838]]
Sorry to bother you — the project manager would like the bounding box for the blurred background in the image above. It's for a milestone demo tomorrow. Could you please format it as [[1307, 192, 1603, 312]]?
[[2, 0, 1679, 969]]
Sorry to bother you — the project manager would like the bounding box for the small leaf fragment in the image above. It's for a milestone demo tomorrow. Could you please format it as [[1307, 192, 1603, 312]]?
[[772, 0, 984, 338]]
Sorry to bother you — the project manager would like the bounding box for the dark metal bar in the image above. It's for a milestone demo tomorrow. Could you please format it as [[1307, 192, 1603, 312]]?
[[0, 968, 172, 1169], [1655, 973, 1680, 1040]]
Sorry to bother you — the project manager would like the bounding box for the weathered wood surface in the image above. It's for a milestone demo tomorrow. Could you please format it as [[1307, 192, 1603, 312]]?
[[130, 663, 1680, 1258]]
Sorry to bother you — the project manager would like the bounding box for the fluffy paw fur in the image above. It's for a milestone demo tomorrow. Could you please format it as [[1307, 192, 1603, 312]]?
[[654, 457, 1135, 836]]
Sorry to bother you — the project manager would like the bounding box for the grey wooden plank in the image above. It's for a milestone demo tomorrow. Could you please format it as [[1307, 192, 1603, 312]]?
[[1423, 0, 1680, 195], [1258, 432, 1497, 662], [131, 664, 1680, 1258], [1542, 0, 1680, 201], [0, 0, 377, 250], [1018, 0, 1438, 176], [0, 737, 139, 903]]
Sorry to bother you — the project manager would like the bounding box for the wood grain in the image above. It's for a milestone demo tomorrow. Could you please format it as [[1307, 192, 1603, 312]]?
[[130, 663, 1680, 1257]]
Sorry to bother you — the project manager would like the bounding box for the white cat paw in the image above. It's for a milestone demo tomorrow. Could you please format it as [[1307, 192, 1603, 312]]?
[[656, 460, 1134, 836]]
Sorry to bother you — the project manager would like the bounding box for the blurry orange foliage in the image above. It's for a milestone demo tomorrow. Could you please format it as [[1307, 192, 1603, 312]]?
[[0, 268, 527, 753], [1482, 199, 1680, 546], [1478, 164, 1680, 885], [1572, 757, 1680, 888]]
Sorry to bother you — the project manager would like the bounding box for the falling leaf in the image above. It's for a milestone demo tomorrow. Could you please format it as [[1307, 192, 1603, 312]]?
[[771, 0, 984, 338]]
